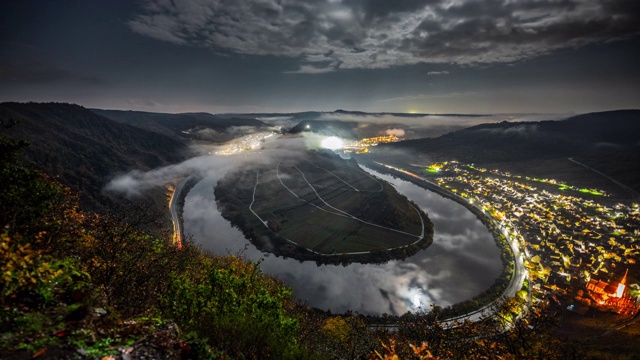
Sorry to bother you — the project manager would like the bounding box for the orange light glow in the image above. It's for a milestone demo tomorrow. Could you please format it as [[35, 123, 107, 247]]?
[[616, 269, 628, 297]]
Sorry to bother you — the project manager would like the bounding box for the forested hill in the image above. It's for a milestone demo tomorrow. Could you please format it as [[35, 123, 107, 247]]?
[[0, 102, 187, 209], [386, 110, 640, 193], [92, 108, 267, 140], [391, 110, 640, 161]]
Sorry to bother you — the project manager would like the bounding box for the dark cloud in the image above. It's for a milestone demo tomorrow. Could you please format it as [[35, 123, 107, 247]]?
[[129, 0, 640, 72], [352, 0, 438, 20]]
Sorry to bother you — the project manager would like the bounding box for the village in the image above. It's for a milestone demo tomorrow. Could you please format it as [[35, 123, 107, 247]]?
[[423, 161, 640, 316], [343, 134, 401, 154]]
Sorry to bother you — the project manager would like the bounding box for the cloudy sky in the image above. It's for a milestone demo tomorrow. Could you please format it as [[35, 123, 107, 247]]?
[[1, 0, 639, 114]]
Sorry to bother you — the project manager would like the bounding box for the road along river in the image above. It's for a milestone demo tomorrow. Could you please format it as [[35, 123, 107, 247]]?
[[182, 166, 503, 316]]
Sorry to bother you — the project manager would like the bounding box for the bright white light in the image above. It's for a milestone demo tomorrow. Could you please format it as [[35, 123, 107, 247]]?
[[412, 294, 421, 308], [321, 136, 344, 150]]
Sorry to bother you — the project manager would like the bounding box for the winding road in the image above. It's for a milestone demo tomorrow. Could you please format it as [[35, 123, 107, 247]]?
[[368, 162, 529, 326], [568, 157, 639, 198], [169, 178, 187, 250]]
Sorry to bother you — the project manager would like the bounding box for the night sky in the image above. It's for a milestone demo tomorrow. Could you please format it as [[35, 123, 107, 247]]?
[[1, 0, 639, 114]]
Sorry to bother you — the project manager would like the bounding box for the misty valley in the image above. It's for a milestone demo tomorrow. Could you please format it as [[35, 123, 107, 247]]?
[[2, 103, 640, 359], [3, 1, 640, 357], [186, 163, 500, 315]]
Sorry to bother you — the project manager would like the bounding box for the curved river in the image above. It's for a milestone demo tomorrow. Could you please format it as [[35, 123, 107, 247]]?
[[184, 166, 502, 315]]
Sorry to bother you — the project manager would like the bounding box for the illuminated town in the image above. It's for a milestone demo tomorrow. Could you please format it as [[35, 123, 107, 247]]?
[[380, 161, 640, 315], [214, 131, 278, 156], [343, 134, 401, 154]]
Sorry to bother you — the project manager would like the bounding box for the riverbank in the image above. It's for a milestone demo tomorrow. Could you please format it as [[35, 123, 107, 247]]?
[[183, 163, 506, 316], [169, 177, 199, 249], [358, 160, 523, 321]]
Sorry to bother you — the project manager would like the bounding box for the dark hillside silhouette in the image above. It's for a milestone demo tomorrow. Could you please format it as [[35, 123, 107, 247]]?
[[93, 108, 267, 140], [386, 110, 640, 193], [0, 102, 187, 209]]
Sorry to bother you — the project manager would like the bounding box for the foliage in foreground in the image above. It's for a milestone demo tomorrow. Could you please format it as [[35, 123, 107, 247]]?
[[0, 128, 308, 359]]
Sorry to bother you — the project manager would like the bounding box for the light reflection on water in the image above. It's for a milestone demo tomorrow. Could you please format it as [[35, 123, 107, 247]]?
[[184, 167, 501, 315]]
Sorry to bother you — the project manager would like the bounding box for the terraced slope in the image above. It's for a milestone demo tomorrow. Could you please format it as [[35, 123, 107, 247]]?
[[215, 151, 433, 263]]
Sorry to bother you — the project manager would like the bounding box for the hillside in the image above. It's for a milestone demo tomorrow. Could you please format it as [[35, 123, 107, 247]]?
[[215, 150, 433, 264], [384, 110, 640, 195], [392, 110, 640, 161], [92, 109, 267, 141], [0, 102, 188, 209]]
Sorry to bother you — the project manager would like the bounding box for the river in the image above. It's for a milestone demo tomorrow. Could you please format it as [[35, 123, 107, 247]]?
[[183, 166, 502, 315]]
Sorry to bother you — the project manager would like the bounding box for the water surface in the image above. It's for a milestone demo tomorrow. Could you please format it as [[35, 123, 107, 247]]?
[[184, 167, 502, 315]]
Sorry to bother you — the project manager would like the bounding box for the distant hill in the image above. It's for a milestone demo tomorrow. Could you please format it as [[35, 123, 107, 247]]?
[[0, 102, 188, 209], [218, 111, 324, 121], [92, 109, 267, 140], [333, 109, 488, 118], [238, 109, 487, 119], [384, 110, 640, 194], [241, 110, 494, 140], [289, 119, 359, 139], [391, 110, 640, 160]]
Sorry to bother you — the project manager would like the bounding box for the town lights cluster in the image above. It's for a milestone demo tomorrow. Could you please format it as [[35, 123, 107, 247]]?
[[215, 132, 277, 156], [381, 160, 640, 315], [342, 135, 401, 154], [431, 162, 639, 315]]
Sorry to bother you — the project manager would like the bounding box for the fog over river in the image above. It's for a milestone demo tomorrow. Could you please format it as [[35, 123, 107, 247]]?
[[184, 166, 502, 315]]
